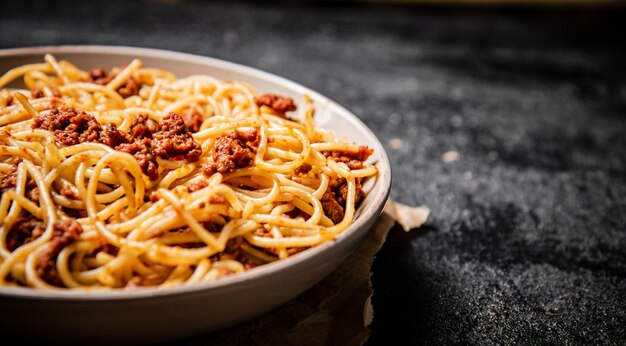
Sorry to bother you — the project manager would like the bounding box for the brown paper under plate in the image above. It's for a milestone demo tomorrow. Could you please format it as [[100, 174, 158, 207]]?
[[176, 212, 397, 346]]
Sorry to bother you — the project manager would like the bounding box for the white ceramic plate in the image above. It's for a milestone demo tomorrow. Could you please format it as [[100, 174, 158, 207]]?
[[0, 46, 391, 343]]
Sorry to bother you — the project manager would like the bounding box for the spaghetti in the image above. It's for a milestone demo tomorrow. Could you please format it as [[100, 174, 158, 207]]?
[[0, 55, 377, 290]]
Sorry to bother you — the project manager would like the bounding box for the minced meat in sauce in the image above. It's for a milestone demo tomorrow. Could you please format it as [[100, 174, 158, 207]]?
[[117, 78, 140, 98], [1, 164, 40, 202], [27, 187, 39, 203], [202, 129, 258, 176], [116, 138, 159, 180], [128, 113, 158, 139], [37, 218, 83, 287], [0, 166, 17, 192], [32, 108, 202, 181], [100, 123, 132, 148], [181, 109, 204, 133], [152, 113, 202, 162], [96, 243, 119, 256], [60, 185, 80, 200], [186, 180, 208, 193], [32, 107, 103, 146], [320, 176, 365, 224], [31, 87, 45, 99], [255, 94, 297, 117], [87, 67, 143, 98], [6, 214, 45, 251], [2, 94, 14, 107], [87, 68, 114, 85], [323, 145, 373, 170], [294, 163, 312, 176], [321, 190, 344, 224], [319, 146, 372, 224], [30, 86, 60, 99]]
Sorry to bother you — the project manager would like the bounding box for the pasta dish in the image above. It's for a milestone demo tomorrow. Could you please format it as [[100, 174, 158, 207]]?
[[0, 55, 377, 290]]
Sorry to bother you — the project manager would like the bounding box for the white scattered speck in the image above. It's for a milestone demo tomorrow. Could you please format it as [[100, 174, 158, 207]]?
[[464, 171, 473, 180], [388, 138, 404, 150], [442, 150, 460, 163]]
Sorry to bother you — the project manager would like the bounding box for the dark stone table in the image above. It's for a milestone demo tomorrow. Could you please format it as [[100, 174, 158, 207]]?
[[1, 1, 624, 344]]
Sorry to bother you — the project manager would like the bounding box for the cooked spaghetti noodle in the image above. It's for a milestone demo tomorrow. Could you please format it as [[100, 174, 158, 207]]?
[[0, 55, 377, 290]]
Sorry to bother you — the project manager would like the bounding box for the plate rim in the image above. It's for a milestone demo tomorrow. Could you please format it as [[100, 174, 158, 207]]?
[[0, 45, 392, 301]]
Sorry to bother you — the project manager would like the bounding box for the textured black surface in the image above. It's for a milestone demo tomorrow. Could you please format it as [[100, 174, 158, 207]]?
[[1, 1, 625, 344]]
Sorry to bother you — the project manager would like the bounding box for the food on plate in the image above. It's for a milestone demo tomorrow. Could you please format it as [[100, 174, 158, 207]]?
[[0, 55, 377, 290]]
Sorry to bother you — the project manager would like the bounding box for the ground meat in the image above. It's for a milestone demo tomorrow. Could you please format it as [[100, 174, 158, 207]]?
[[31, 87, 60, 99], [198, 219, 223, 233], [186, 180, 208, 193], [181, 109, 204, 133], [3, 94, 14, 107], [329, 176, 364, 205], [253, 226, 274, 238], [32, 107, 103, 146], [60, 185, 79, 200], [87, 68, 115, 85], [291, 172, 357, 224], [286, 207, 310, 219], [158, 112, 187, 134], [24, 175, 39, 202], [117, 78, 140, 98], [321, 191, 345, 224], [6, 215, 45, 251], [87, 68, 142, 98], [128, 114, 158, 139], [202, 129, 258, 176], [225, 237, 243, 252], [255, 94, 297, 117], [0, 168, 17, 192], [149, 191, 159, 203], [96, 120, 160, 180], [61, 207, 87, 219], [114, 113, 202, 179], [294, 163, 312, 176], [27, 187, 40, 202], [33, 107, 200, 180], [320, 176, 365, 224], [96, 243, 119, 256], [324, 146, 374, 170], [151, 113, 202, 162], [116, 138, 159, 180], [100, 123, 132, 148], [31, 87, 45, 99], [37, 218, 83, 287], [2, 166, 41, 202]]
